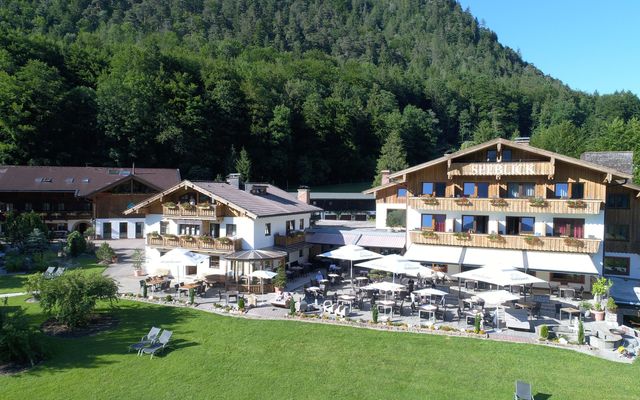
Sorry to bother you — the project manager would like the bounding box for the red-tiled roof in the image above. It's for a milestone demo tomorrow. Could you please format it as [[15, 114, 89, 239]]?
[[0, 166, 180, 197]]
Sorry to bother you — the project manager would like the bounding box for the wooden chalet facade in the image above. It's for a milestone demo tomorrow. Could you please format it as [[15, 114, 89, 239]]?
[[365, 138, 640, 291]]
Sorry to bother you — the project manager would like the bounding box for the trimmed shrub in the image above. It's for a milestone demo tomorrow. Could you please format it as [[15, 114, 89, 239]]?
[[65, 231, 87, 257], [578, 320, 585, 345], [372, 305, 379, 323], [540, 324, 549, 340], [96, 242, 116, 263], [474, 314, 481, 334]]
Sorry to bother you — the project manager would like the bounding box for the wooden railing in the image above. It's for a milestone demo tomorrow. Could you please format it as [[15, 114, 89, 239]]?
[[409, 230, 601, 254], [38, 210, 93, 220], [408, 197, 602, 215], [447, 161, 554, 177], [162, 205, 221, 219], [274, 232, 306, 247], [147, 235, 241, 252]]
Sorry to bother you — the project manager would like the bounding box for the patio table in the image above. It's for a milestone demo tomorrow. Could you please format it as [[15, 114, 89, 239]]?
[[559, 307, 581, 322], [418, 304, 437, 320], [559, 287, 575, 299], [377, 299, 394, 315]]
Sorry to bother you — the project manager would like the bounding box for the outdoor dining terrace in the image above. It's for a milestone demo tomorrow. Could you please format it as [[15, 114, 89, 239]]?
[[146, 234, 241, 252]]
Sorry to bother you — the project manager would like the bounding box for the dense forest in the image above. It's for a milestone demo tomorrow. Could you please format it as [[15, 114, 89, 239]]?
[[1, 0, 639, 186]]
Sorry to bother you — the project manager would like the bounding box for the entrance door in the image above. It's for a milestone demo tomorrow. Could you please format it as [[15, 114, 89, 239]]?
[[103, 222, 112, 239], [119, 222, 128, 239], [135, 222, 144, 239]]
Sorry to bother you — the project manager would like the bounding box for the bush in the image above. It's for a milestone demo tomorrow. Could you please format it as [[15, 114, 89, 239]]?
[[4, 254, 26, 272], [189, 288, 195, 304], [540, 324, 549, 340], [474, 314, 481, 334], [578, 320, 585, 345], [372, 305, 379, 323], [289, 298, 296, 316], [165, 295, 173, 302], [238, 296, 245, 310], [25, 273, 44, 296], [38, 271, 118, 329], [0, 306, 45, 366], [96, 242, 116, 263], [65, 231, 87, 257], [386, 210, 406, 228], [3, 211, 48, 248], [273, 264, 287, 289], [606, 297, 618, 312]]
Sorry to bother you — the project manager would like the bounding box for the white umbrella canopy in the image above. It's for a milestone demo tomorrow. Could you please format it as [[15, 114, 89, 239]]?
[[473, 290, 519, 307], [452, 266, 545, 287], [319, 244, 382, 285], [159, 248, 209, 265], [251, 270, 277, 280], [355, 254, 433, 281], [413, 288, 448, 297], [362, 281, 406, 292]]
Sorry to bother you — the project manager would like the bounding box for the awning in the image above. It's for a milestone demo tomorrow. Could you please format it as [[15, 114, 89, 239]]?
[[305, 232, 361, 245], [462, 248, 525, 269], [356, 232, 406, 249], [524, 251, 598, 274], [224, 249, 287, 261], [609, 277, 640, 306], [159, 248, 210, 265], [404, 244, 464, 265]]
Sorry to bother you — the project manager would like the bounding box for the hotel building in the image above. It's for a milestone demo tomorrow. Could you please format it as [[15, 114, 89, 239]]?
[[365, 138, 640, 295]]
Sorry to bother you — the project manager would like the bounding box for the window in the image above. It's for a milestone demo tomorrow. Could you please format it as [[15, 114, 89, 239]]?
[[486, 150, 497, 162], [506, 216, 535, 235], [397, 187, 407, 197], [606, 193, 630, 209], [477, 183, 489, 198], [550, 273, 585, 284], [605, 224, 629, 241], [461, 215, 488, 234], [571, 182, 584, 199], [422, 182, 433, 196], [603, 257, 630, 276], [553, 218, 584, 238], [42, 202, 50, 211], [179, 224, 200, 236], [422, 214, 446, 231], [506, 182, 535, 198], [299, 219, 304, 230], [210, 223, 220, 238], [24, 203, 32, 211], [463, 183, 475, 197], [160, 221, 169, 235], [554, 183, 569, 198], [435, 182, 446, 197], [299, 249, 303, 257], [226, 224, 236, 237], [502, 149, 512, 162], [286, 220, 295, 234], [265, 223, 271, 236], [463, 182, 488, 198], [422, 182, 446, 197], [57, 202, 65, 211]]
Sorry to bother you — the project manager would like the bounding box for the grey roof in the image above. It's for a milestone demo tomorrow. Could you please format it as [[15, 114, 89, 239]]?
[[580, 151, 634, 175], [0, 165, 180, 196], [192, 182, 321, 218]]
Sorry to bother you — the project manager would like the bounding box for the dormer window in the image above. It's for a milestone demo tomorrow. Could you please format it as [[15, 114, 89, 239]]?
[[250, 185, 268, 195]]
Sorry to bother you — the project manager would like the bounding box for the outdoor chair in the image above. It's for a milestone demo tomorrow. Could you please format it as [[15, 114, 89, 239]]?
[[336, 304, 348, 318], [53, 267, 65, 277], [393, 300, 404, 316], [514, 380, 534, 400], [44, 267, 56, 278], [530, 302, 541, 319], [322, 300, 332, 312], [435, 306, 447, 321], [129, 327, 161, 354], [140, 330, 173, 359]]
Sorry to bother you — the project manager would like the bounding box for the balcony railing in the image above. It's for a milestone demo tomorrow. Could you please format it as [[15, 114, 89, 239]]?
[[409, 230, 601, 254], [408, 197, 602, 215], [274, 231, 306, 247], [162, 204, 222, 219], [447, 161, 554, 177], [38, 210, 93, 220], [147, 235, 241, 252]]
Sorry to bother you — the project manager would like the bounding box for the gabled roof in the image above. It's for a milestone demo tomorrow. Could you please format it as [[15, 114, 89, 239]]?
[[581, 151, 634, 175], [0, 166, 180, 197], [364, 138, 640, 195], [125, 180, 322, 219]]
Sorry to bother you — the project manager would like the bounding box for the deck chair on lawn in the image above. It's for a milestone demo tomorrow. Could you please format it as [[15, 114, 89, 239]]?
[[128, 327, 161, 354], [514, 380, 534, 400], [43, 267, 56, 278], [140, 330, 173, 359], [53, 267, 65, 278]]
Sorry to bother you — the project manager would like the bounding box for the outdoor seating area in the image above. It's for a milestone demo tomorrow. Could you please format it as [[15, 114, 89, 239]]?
[[128, 326, 173, 359], [43, 267, 65, 279]]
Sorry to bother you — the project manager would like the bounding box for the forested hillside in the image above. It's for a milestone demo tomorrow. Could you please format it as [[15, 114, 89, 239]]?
[[1, 0, 639, 186]]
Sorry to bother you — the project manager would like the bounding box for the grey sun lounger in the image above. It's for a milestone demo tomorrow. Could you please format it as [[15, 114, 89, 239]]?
[[514, 380, 534, 400], [129, 327, 161, 354], [43, 267, 56, 278], [140, 330, 172, 359]]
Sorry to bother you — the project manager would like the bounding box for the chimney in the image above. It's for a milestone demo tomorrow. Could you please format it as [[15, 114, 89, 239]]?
[[513, 137, 530, 146], [381, 170, 391, 185], [297, 185, 310, 204], [226, 173, 241, 189]]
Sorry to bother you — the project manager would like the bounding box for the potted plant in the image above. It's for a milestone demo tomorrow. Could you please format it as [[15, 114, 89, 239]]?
[[528, 197, 548, 207], [563, 237, 584, 248], [490, 198, 508, 207], [591, 277, 612, 304], [422, 197, 439, 205], [606, 296, 618, 315], [162, 201, 177, 209], [180, 202, 196, 211], [131, 249, 146, 276], [523, 235, 543, 247], [421, 230, 438, 240], [592, 301, 605, 321], [454, 231, 471, 241], [455, 197, 472, 206], [487, 232, 505, 243], [567, 199, 587, 209], [579, 300, 592, 318], [217, 237, 232, 245], [273, 265, 287, 293]]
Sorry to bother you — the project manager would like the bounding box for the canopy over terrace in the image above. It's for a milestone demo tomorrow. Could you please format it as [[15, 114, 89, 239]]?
[[318, 244, 382, 284], [224, 249, 287, 293], [453, 266, 546, 287], [158, 248, 210, 281], [355, 254, 433, 282]]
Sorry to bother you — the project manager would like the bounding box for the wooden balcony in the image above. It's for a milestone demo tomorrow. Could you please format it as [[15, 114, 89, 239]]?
[[408, 197, 602, 215], [274, 232, 306, 247], [447, 161, 554, 178], [409, 230, 601, 254], [147, 235, 241, 252], [38, 210, 93, 220], [162, 205, 222, 219]]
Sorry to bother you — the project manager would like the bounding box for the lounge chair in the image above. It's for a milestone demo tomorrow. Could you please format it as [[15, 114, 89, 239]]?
[[514, 380, 534, 399], [336, 304, 349, 318], [129, 327, 161, 354], [44, 267, 56, 278], [140, 330, 173, 359], [53, 267, 65, 278], [322, 300, 333, 313]]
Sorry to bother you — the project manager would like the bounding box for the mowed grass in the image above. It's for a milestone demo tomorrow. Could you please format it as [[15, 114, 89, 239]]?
[[1, 297, 638, 400]]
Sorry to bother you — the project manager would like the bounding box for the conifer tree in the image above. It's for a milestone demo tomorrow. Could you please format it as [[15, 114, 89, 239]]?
[[373, 130, 408, 186]]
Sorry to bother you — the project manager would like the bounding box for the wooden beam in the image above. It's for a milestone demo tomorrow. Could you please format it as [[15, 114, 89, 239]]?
[[604, 173, 613, 183]]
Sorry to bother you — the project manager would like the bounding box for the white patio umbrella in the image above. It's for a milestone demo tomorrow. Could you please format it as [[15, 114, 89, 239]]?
[[159, 248, 209, 283], [362, 281, 405, 299], [472, 290, 520, 330], [453, 265, 545, 302], [318, 244, 382, 286], [355, 254, 433, 283], [413, 287, 448, 305], [251, 269, 277, 296]]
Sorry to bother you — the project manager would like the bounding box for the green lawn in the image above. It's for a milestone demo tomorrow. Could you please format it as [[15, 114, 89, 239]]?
[[1, 297, 638, 400]]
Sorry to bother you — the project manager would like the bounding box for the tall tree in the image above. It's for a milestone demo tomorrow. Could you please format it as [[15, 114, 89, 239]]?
[[373, 130, 408, 186], [236, 147, 252, 182]]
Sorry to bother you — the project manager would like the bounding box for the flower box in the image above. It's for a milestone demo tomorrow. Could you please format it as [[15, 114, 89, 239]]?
[[179, 202, 196, 211], [487, 233, 505, 243], [566, 200, 587, 209], [421, 197, 439, 206], [454, 232, 471, 241], [421, 230, 438, 240], [490, 198, 508, 207], [563, 237, 584, 248], [528, 198, 548, 208], [455, 197, 472, 206], [162, 202, 177, 209], [523, 235, 543, 246]]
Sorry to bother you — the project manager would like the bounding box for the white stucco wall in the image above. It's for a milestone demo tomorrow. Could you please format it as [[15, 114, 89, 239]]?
[[96, 218, 145, 239]]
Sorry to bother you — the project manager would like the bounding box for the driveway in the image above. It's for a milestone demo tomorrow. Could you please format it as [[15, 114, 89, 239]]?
[[98, 239, 146, 294]]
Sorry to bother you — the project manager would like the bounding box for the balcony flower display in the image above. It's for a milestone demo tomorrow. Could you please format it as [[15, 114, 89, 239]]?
[[197, 201, 213, 209], [489, 198, 508, 207], [563, 237, 584, 248], [528, 197, 547, 208], [421, 230, 438, 240], [487, 232, 505, 243], [454, 231, 471, 241], [523, 235, 543, 246], [163, 234, 178, 241], [148, 231, 161, 239], [454, 197, 472, 206], [566, 199, 587, 209], [199, 235, 215, 243], [421, 196, 439, 205], [179, 202, 196, 211], [181, 235, 196, 242], [162, 201, 177, 209], [217, 237, 232, 245]]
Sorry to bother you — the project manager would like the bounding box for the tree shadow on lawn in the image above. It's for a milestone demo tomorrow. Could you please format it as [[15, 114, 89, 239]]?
[[25, 302, 198, 375]]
